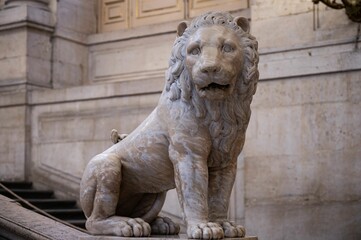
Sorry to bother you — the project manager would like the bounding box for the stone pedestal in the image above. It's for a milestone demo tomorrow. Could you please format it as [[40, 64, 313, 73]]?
[[0, 195, 258, 240], [79, 236, 258, 240]]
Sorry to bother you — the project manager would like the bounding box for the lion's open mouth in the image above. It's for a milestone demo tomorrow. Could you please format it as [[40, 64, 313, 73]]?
[[201, 82, 230, 91]]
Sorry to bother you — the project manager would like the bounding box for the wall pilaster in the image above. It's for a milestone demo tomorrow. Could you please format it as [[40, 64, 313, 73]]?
[[0, 0, 54, 181]]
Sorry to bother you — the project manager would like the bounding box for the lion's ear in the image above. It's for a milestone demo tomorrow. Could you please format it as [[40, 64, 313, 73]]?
[[234, 16, 250, 33], [177, 21, 188, 37]]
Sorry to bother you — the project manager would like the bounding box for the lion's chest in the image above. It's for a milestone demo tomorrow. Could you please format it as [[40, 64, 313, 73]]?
[[206, 129, 245, 168], [207, 148, 234, 168]]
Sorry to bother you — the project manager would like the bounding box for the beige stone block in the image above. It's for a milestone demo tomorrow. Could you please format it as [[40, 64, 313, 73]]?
[[35, 105, 154, 144], [0, 88, 26, 107], [348, 76, 361, 103], [54, 38, 87, 65], [244, 154, 319, 202], [89, 33, 174, 83], [0, 56, 26, 82], [300, 102, 361, 153], [252, 73, 348, 109], [252, 9, 354, 50], [317, 150, 361, 201], [52, 38, 88, 87], [31, 93, 160, 191], [0, 4, 54, 29], [52, 61, 85, 87], [57, 0, 97, 35], [251, 0, 312, 21], [35, 140, 110, 179], [245, 105, 304, 157], [258, 41, 361, 81], [30, 79, 163, 105], [27, 56, 51, 87], [0, 107, 26, 181], [245, 147, 361, 201], [245, 202, 361, 240], [27, 30, 52, 60], [0, 29, 26, 59]]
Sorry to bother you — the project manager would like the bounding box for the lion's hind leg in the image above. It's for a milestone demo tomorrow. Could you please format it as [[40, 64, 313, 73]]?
[[79, 153, 151, 237]]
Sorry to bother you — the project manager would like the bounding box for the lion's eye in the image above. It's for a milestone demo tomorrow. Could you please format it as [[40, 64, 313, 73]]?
[[190, 48, 201, 55], [222, 44, 233, 53]]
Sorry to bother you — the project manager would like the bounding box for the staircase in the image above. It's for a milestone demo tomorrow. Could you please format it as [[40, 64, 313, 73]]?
[[0, 181, 86, 229]]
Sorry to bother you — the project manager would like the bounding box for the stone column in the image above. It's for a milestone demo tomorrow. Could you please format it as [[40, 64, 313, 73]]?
[[0, 0, 55, 181]]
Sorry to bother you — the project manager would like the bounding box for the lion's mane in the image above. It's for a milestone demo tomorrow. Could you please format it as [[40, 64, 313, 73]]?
[[165, 12, 259, 161]]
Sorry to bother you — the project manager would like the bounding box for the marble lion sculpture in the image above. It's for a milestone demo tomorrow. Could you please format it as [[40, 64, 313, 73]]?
[[80, 11, 259, 239]]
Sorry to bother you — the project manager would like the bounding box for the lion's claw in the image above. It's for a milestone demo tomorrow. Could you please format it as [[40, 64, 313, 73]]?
[[187, 222, 224, 239], [220, 221, 245, 238], [125, 218, 151, 237]]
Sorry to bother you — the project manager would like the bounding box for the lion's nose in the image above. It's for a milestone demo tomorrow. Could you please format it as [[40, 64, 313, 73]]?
[[201, 64, 221, 74]]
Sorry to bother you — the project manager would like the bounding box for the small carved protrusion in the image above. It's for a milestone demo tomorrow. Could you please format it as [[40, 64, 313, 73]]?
[[110, 129, 128, 144]]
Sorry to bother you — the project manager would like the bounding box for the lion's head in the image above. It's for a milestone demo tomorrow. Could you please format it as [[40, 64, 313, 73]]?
[[165, 11, 259, 156]]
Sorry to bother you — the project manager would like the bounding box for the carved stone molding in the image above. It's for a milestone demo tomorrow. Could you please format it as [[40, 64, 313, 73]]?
[[4, 0, 49, 8]]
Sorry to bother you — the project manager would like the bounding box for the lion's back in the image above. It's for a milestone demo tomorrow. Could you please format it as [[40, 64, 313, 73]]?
[[105, 110, 175, 193]]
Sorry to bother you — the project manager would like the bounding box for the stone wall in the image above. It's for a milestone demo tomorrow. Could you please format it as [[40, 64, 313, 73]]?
[[244, 1, 361, 239], [0, 0, 55, 181], [51, 0, 97, 88], [0, 0, 360, 239]]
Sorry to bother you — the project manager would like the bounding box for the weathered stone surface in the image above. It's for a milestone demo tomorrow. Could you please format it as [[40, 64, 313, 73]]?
[[0, 192, 255, 240], [79, 235, 258, 240], [0, 195, 88, 239], [245, 201, 361, 240], [52, 38, 88, 88], [251, 1, 355, 50], [243, 71, 361, 239], [56, 0, 97, 35], [89, 33, 174, 84], [0, 106, 26, 181], [79, 12, 258, 239], [31, 92, 159, 199], [0, 1, 360, 240]]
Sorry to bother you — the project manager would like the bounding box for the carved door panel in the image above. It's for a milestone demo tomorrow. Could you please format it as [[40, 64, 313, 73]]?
[[98, 0, 249, 33], [99, 0, 129, 32], [188, 0, 248, 18], [130, 0, 184, 27]]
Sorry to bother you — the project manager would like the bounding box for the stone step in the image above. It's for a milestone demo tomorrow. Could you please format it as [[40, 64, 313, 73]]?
[[0, 181, 86, 230], [67, 219, 87, 228], [0, 181, 33, 189], [19, 198, 78, 209], [0, 189, 54, 199], [35, 208, 86, 220]]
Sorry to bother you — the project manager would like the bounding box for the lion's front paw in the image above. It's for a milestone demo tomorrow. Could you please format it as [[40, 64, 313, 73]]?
[[86, 217, 151, 237], [187, 222, 224, 239], [151, 216, 180, 235], [114, 218, 151, 237], [126, 218, 151, 237], [220, 221, 245, 238]]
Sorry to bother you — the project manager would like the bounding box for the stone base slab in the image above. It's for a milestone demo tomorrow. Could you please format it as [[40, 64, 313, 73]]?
[[79, 235, 258, 240], [0, 193, 257, 240]]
